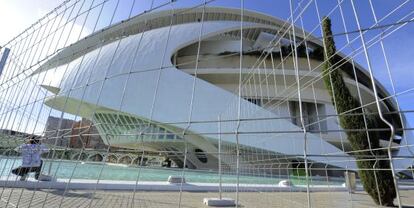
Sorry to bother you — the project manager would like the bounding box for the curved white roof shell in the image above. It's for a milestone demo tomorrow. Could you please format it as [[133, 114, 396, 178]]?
[[33, 7, 398, 116]]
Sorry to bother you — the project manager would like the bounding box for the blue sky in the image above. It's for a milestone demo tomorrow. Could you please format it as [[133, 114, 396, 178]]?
[[0, 0, 413, 131]]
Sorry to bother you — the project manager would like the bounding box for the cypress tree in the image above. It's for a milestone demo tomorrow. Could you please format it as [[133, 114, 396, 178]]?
[[321, 17, 396, 206]]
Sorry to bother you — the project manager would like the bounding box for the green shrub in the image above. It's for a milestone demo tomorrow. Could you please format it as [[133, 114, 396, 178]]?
[[321, 17, 396, 206]]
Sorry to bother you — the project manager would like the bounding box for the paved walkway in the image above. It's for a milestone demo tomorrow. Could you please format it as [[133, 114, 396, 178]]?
[[0, 188, 414, 207]]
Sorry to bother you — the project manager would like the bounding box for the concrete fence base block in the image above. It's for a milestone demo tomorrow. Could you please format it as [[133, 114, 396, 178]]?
[[203, 197, 236, 207], [167, 176, 185, 184], [278, 180, 293, 187]]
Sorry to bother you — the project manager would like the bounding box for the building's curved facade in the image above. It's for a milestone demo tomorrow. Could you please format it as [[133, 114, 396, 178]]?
[[33, 7, 411, 173]]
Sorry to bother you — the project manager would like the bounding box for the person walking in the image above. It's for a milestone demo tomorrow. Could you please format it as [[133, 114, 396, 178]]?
[[12, 136, 49, 181]]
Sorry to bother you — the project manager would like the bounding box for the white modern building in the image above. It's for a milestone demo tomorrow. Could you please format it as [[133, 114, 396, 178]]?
[[32, 7, 411, 175]]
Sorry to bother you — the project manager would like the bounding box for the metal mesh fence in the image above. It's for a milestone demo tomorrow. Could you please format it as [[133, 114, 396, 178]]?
[[0, 0, 414, 207]]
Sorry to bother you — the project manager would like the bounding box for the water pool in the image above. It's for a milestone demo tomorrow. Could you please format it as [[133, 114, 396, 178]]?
[[0, 157, 344, 185]]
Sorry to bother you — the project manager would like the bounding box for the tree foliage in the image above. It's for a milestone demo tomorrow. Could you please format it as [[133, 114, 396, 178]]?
[[321, 17, 396, 206]]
